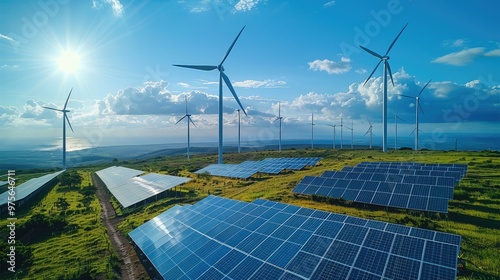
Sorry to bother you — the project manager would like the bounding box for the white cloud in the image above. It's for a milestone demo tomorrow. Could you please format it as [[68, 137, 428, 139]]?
[[235, 0, 262, 11], [431, 47, 498, 66], [0, 33, 17, 43], [485, 49, 500, 57], [323, 1, 335, 7], [355, 68, 367, 74], [177, 82, 191, 88], [0, 64, 19, 70], [233, 79, 286, 88], [92, 0, 124, 16], [308, 57, 352, 74]]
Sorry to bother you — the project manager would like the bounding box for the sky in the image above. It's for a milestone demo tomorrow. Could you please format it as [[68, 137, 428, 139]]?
[[0, 0, 499, 151]]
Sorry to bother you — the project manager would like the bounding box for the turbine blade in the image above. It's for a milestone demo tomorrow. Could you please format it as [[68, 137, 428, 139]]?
[[220, 26, 246, 65], [360, 46, 383, 59], [385, 22, 408, 56], [410, 128, 415, 135], [399, 94, 414, 99], [188, 116, 197, 128], [42, 106, 62, 111], [185, 96, 188, 114], [173, 64, 217, 71], [175, 115, 187, 125], [386, 61, 395, 86], [65, 114, 74, 133], [64, 88, 73, 110], [419, 103, 425, 116], [221, 72, 247, 116], [363, 59, 383, 86], [418, 79, 432, 97], [396, 116, 406, 122]]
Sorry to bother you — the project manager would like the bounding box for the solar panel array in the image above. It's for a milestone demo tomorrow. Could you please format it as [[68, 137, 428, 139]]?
[[95, 166, 191, 208], [130, 195, 461, 280], [0, 170, 65, 206], [195, 157, 321, 179], [293, 162, 467, 213]]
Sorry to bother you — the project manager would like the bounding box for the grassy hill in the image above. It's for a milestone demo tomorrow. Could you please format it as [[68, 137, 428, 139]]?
[[1, 148, 499, 279]]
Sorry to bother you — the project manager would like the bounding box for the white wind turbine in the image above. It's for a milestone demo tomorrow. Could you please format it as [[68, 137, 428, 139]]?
[[345, 120, 354, 149], [273, 102, 283, 152], [394, 106, 406, 150], [361, 23, 408, 152], [310, 112, 315, 149], [364, 119, 374, 149], [175, 96, 197, 160], [400, 79, 431, 151], [325, 123, 337, 149], [173, 26, 247, 164], [42, 88, 74, 169], [236, 109, 241, 153], [340, 117, 344, 149]]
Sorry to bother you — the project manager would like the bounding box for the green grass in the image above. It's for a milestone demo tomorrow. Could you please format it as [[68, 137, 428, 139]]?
[[0, 170, 118, 279], [2, 149, 499, 279]]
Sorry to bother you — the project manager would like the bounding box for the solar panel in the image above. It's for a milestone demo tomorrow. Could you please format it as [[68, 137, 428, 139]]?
[[294, 161, 466, 213], [0, 170, 65, 207], [130, 195, 461, 280], [95, 166, 191, 208]]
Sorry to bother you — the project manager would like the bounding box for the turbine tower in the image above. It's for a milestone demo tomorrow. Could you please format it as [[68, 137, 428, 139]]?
[[42, 88, 74, 169], [365, 120, 373, 149], [340, 117, 344, 149], [311, 112, 315, 149], [175, 96, 197, 160], [361, 23, 408, 152], [174, 26, 247, 164], [273, 102, 283, 152], [400, 79, 431, 151], [236, 109, 241, 153], [394, 107, 405, 150], [325, 124, 337, 149], [345, 120, 354, 149]]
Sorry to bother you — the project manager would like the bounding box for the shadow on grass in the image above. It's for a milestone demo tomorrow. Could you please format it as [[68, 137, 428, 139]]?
[[448, 211, 500, 230], [449, 201, 500, 215]]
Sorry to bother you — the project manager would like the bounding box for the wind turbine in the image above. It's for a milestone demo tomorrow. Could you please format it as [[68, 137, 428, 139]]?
[[394, 106, 406, 150], [325, 124, 337, 149], [345, 120, 354, 149], [360, 23, 408, 152], [173, 26, 247, 164], [236, 109, 241, 153], [273, 102, 283, 152], [364, 120, 373, 149], [400, 79, 431, 151], [42, 88, 74, 169], [340, 117, 344, 149], [175, 96, 196, 160], [311, 112, 315, 149]]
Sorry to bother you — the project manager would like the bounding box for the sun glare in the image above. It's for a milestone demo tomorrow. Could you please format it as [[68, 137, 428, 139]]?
[[58, 51, 81, 74]]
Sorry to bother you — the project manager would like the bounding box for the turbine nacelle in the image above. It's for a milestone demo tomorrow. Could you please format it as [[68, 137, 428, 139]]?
[[218, 65, 225, 72]]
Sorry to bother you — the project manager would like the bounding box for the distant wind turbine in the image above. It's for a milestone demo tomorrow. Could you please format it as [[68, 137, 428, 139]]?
[[345, 120, 354, 149], [311, 113, 315, 149], [173, 26, 247, 164], [325, 123, 337, 149], [340, 117, 344, 149], [273, 102, 283, 152], [365, 120, 373, 149], [236, 109, 241, 153], [42, 88, 74, 169], [175, 96, 196, 160], [361, 23, 408, 152], [394, 106, 406, 150], [400, 79, 431, 151]]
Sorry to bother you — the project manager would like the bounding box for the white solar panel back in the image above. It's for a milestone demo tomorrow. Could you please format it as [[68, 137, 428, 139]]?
[[0, 170, 65, 206], [95, 166, 191, 208]]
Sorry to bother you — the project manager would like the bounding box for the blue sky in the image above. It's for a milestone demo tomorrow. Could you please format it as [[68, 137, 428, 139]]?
[[0, 0, 499, 151]]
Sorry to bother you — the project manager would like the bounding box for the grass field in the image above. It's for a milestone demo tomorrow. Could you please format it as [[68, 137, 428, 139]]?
[[1, 148, 499, 279]]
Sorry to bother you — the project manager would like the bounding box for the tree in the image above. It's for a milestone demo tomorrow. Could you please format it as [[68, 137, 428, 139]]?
[[59, 170, 83, 188]]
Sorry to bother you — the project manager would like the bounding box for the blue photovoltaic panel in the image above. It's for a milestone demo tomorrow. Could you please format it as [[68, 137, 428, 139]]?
[[293, 161, 466, 213], [130, 195, 461, 280]]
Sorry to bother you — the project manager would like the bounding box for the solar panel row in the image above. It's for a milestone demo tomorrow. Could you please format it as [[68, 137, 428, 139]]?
[[0, 170, 65, 206], [293, 162, 466, 213], [195, 157, 321, 179], [95, 166, 191, 208], [357, 162, 467, 176], [130, 195, 461, 280]]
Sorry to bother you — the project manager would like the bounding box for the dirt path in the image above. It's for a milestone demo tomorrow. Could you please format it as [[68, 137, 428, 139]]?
[[93, 174, 147, 280]]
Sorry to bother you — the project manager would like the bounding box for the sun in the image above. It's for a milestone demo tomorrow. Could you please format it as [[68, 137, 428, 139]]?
[[57, 50, 81, 74]]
